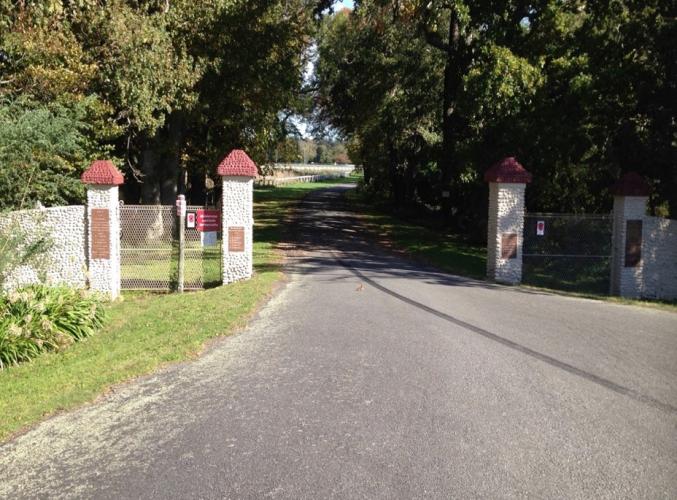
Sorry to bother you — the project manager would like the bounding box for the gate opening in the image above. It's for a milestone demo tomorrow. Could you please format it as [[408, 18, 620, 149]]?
[[522, 213, 612, 295], [120, 204, 221, 291]]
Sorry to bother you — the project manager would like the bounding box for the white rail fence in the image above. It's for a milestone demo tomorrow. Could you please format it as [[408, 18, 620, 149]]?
[[255, 172, 353, 187]]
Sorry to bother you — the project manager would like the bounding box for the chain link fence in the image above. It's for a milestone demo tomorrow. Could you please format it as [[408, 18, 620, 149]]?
[[523, 213, 612, 294], [185, 206, 221, 290], [120, 205, 220, 291]]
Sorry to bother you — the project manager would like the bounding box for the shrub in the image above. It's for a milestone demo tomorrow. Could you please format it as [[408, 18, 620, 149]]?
[[0, 214, 51, 289], [0, 97, 114, 211], [0, 285, 106, 368]]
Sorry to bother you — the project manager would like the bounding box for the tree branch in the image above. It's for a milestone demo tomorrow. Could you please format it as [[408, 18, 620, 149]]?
[[423, 27, 450, 52]]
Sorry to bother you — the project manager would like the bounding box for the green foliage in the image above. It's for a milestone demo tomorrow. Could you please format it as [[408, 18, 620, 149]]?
[[462, 44, 543, 128], [314, 3, 443, 207], [0, 285, 106, 369], [83, 2, 199, 136], [0, 216, 51, 289], [0, 98, 108, 209], [0, 1, 323, 205], [315, 1, 677, 225], [1, 0, 672, 218], [1, 22, 97, 102], [274, 137, 302, 163], [273, 138, 350, 164]]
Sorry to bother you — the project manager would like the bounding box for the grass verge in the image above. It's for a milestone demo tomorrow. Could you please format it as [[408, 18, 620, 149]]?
[[344, 188, 486, 280], [0, 178, 352, 443], [344, 186, 676, 313]]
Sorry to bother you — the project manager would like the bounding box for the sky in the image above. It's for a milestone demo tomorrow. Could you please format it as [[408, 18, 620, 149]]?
[[334, 0, 354, 10], [292, 0, 354, 140]]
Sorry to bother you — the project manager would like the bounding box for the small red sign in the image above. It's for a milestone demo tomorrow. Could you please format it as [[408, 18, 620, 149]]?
[[186, 212, 196, 229], [536, 220, 545, 236], [196, 209, 221, 232]]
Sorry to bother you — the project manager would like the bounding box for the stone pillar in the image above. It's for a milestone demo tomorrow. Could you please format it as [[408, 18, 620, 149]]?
[[609, 172, 651, 298], [217, 149, 257, 284], [81, 160, 124, 299], [484, 157, 532, 285]]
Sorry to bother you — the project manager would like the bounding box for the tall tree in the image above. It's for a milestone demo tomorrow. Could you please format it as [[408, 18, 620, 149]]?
[[315, 0, 676, 224], [0, 0, 327, 207]]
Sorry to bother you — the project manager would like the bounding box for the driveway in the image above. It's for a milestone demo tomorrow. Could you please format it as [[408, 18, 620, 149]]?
[[1, 185, 676, 498]]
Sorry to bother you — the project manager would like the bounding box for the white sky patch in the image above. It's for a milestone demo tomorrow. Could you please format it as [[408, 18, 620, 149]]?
[[334, 0, 354, 9], [290, 1, 353, 140]]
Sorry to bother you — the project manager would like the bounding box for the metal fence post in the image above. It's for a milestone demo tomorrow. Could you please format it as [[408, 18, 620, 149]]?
[[176, 194, 186, 293]]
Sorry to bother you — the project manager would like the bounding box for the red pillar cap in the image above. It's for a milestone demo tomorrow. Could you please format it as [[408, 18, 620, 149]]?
[[610, 172, 651, 196], [484, 157, 532, 184], [217, 149, 258, 177], [81, 160, 124, 185]]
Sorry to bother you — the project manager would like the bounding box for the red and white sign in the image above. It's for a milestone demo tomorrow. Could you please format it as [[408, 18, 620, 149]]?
[[196, 209, 221, 232], [186, 212, 196, 229], [536, 220, 545, 236]]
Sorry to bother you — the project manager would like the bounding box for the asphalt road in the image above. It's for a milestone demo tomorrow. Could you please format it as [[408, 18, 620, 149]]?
[[2, 185, 676, 499]]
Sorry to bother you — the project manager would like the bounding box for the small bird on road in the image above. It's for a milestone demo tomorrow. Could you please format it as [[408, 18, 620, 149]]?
[[356, 283, 364, 292]]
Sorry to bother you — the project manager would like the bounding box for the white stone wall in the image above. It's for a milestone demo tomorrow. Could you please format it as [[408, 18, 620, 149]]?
[[638, 217, 677, 300], [610, 196, 645, 297], [1, 206, 86, 291], [221, 177, 253, 284], [610, 195, 677, 300], [87, 186, 121, 299], [487, 183, 526, 284]]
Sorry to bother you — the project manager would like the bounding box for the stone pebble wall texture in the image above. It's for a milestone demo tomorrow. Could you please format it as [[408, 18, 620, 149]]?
[[611, 195, 677, 300], [87, 186, 121, 299], [611, 196, 644, 297], [221, 177, 253, 284], [1, 206, 86, 291], [487, 183, 526, 284], [641, 217, 677, 300]]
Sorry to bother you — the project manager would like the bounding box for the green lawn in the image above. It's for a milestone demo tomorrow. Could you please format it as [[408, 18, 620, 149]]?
[[121, 244, 222, 289], [344, 189, 486, 280], [522, 257, 611, 295], [0, 178, 353, 443]]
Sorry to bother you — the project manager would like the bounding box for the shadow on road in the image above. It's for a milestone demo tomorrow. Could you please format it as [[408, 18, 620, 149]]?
[[279, 186, 493, 288], [274, 185, 677, 417]]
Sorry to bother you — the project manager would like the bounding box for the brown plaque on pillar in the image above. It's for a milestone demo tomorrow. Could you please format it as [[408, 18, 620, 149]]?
[[228, 226, 245, 252], [501, 233, 518, 259], [625, 220, 642, 267], [91, 208, 110, 259]]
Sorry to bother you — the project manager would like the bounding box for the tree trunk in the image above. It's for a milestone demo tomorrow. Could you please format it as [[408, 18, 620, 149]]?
[[668, 166, 677, 218], [440, 7, 468, 223], [404, 160, 415, 206], [139, 112, 185, 205], [363, 165, 371, 185], [141, 144, 161, 204], [160, 112, 185, 203], [387, 142, 401, 207], [439, 9, 466, 223]]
